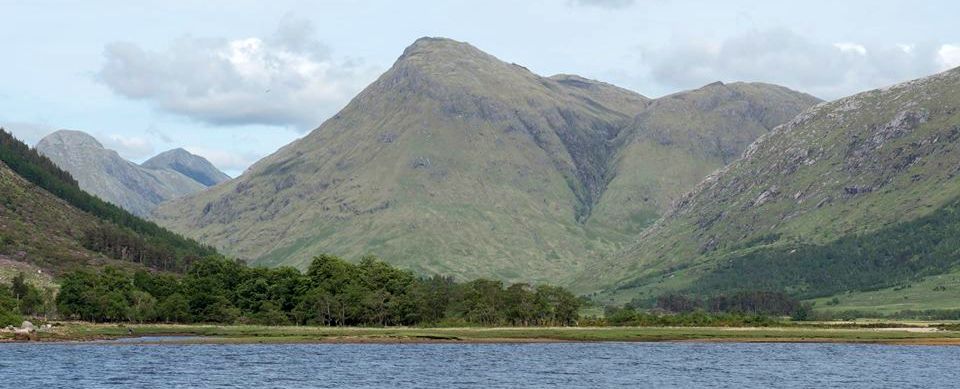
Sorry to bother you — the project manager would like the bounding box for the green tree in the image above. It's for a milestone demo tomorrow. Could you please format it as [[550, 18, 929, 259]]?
[[127, 290, 157, 323], [157, 293, 191, 323]]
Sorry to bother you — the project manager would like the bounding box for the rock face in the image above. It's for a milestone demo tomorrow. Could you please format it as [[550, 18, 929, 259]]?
[[154, 37, 817, 284], [142, 148, 231, 187], [582, 65, 960, 293], [35, 131, 223, 216]]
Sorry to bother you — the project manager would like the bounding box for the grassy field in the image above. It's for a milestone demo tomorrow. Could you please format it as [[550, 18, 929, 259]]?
[[810, 269, 960, 314], [5, 323, 960, 345]]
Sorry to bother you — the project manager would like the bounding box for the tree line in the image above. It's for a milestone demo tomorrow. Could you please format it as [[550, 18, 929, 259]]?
[[0, 128, 216, 272], [54, 254, 582, 326], [655, 291, 805, 316]]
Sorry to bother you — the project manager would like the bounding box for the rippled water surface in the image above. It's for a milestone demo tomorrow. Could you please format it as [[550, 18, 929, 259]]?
[[1, 341, 956, 388]]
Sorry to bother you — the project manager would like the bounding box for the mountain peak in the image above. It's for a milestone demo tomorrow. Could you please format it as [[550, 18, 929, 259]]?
[[401, 37, 481, 58], [391, 36, 506, 78], [143, 147, 230, 187], [39, 129, 104, 149]]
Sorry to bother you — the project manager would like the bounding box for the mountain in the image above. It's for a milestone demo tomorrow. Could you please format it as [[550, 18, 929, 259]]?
[[142, 148, 231, 187], [583, 66, 960, 302], [0, 129, 216, 274], [153, 37, 817, 284], [35, 130, 216, 216]]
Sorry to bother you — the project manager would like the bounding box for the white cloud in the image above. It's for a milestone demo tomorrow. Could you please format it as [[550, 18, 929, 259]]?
[[98, 17, 379, 130], [833, 42, 867, 56], [0, 121, 56, 145], [937, 44, 960, 71], [99, 134, 155, 160], [640, 29, 948, 99], [570, 0, 635, 9]]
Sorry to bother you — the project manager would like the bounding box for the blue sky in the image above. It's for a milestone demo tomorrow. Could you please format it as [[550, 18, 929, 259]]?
[[2, 0, 959, 176]]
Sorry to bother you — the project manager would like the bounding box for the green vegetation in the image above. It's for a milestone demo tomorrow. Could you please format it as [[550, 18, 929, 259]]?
[[679, 197, 960, 299], [601, 307, 777, 327], [0, 284, 22, 327], [54, 254, 581, 326], [0, 272, 55, 326], [809, 269, 960, 315], [0, 128, 216, 272], [21, 323, 960, 345]]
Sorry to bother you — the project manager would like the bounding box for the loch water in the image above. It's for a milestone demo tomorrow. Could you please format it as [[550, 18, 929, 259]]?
[[1, 341, 956, 388]]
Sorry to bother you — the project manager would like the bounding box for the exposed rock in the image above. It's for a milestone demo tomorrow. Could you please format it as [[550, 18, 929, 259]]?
[[753, 185, 780, 207]]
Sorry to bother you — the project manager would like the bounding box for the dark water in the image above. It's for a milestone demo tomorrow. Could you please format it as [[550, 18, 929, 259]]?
[[0, 341, 956, 388]]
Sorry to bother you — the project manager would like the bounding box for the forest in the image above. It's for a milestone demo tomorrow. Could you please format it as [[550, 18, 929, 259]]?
[[50, 254, 582, 327]]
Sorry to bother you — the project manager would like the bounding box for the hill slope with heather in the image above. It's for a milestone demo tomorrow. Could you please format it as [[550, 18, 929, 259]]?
[[154, 37, 817, 284]]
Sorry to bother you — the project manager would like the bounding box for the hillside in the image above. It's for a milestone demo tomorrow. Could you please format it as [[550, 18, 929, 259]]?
[[153, 37, 816, 284], [584, 66, 960, 301], [36, 130, 219, 216], [0, 129, 216, 274]]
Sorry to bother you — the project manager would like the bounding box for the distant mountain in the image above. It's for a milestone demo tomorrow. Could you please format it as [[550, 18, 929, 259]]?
[[154, 37, 817, 284], [0, 129, 216, 274], [582, 66, 960, 301], [35, 130, 223, 216], [143, 148, 230, 186]]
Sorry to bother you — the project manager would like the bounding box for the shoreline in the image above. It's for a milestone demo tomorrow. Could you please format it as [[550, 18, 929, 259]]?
[[4, 323, 960, 346]]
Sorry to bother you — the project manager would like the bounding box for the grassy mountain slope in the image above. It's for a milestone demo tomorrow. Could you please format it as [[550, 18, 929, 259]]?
[[583, 66, 960, 299], [589, 82, 820, 232], [0, 129, 216, 274], [36, 130, 207, 216], [154, 37, 816, 284]]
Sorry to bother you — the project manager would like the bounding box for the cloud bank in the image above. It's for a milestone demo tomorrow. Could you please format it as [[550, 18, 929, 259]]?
[[98, 17, 378, 130], [640, 29, 960, 99]]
